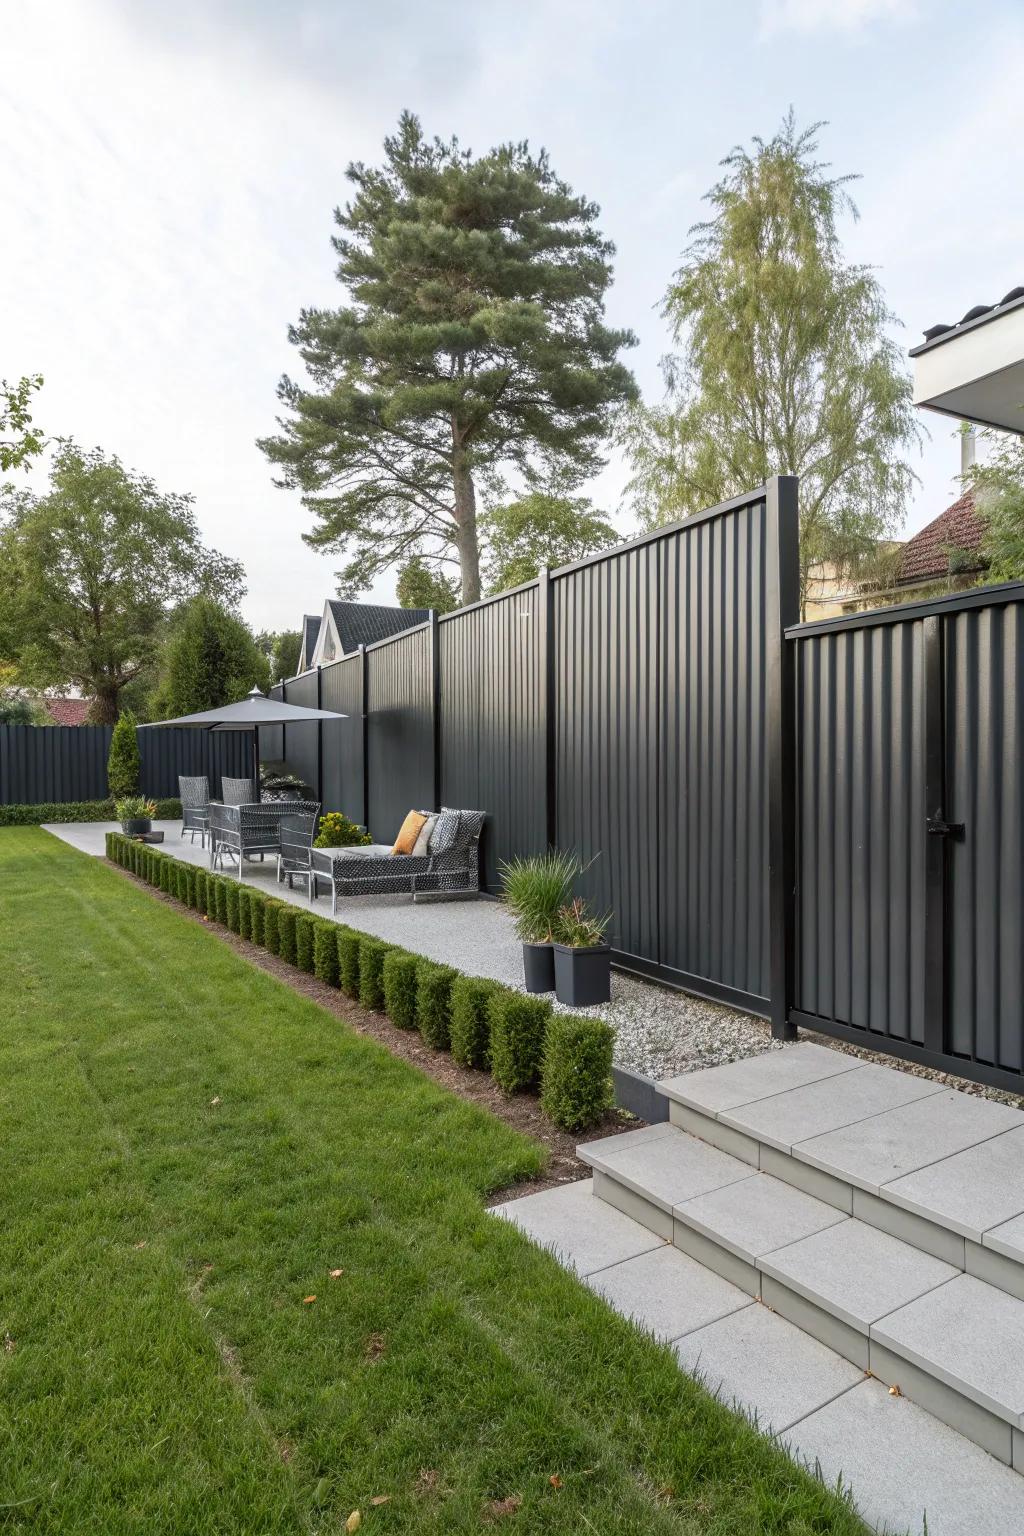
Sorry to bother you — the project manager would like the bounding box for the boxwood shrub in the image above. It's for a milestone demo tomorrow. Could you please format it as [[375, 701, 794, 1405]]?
[[263, 899, 282, 955], [160, 857, 173, 894], [449, 975, 499, 1069], [416, 961, 457, 1051], [312, 919, 340, 985], [193, 869, 207, 915], [175, 864, 191, 905], [540, 1015, 614, 1131], [295, 914, 315, 973], [358, 937, 394, 1012], [337, 928, 361, 998], [1, 797, 181, 827], [225, 883, 240, 933], [277, 907, 298, 965], [489, 991, 551, 1094], [206, 874, 220, 920], [237, 888, 252, 940], [247, 890, 266, 946], [382, 949, 419, 1029], [215, 878, 229, 926]]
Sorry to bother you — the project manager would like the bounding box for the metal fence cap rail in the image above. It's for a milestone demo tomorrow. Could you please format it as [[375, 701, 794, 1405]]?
[[362, 618, 434, 654], [436, 576, 543, 622], [786, 578, 1024, 640], [549, 484, 769, 581]]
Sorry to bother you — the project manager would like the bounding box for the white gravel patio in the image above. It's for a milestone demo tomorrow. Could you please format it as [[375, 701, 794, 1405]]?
[[46, 818, 780, 1082]]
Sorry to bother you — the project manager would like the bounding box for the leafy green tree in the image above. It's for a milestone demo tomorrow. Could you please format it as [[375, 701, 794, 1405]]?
[[260, 111, 637, 605], [256, 628, 303, 684], [0, 442, 243, 723], [482, 491, 617, 592], [621, 114, 920, 612], [0, 663, 47, 724], [107, 708, 141, 797], [966, 428, 1024, 580], [0, 375, 44, 472], [395, 557, 459, 613], [150, 597, 270, 719]]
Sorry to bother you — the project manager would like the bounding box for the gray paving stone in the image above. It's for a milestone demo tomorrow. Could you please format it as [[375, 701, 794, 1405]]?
[[593, 1168, 672, 1240], [659, 1041, 859, 1115], [675, 1171, 847, 1263], [668, 1102, 761, 1164], [852, 1188, 965, 1268], [760, 1218, 958, 1333], [760, 1142, 853, 1212], [672, 1218, 761, 1296], [761, 1274, 869, 1368], [983, 1210, 1024, 1266], [587, 1243, 752, 1342], [784, 1377, 1024, 1536], [872, 1273, 1024, 1427], [674, 1300, 863, 1434], [1014, 1425, 1023, 1472], [491, 1178, 662, 1277], [580, 1127, 754, 1212], [967, 1239, 1024, 1303], [883, 1125, 1024, 1242], [868, 1339, 1013, 1463], [795, 1089, 1023, 1195], [577, 1121, 675, 1158], [720, 1062, 943, 1152]]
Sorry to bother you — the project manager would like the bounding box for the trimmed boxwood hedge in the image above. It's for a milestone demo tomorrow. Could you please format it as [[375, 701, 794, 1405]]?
[[416, 961, 457, 1051], [382, 950, 419, 1029], [294, 914, 315, 973], [225, 884, 241, 934], [1, 797, 181, 827], [312, 919, 340, 986], [449, 975, 499, 1070], [337, 928, 361, 999], [489, 992, 551, 1094], [277, 907, 297, 965], [237, 888, 252, 940], [540, 1014, 614, 1131], [247, 890, 266, 946], [358, 937, 394, 1013]]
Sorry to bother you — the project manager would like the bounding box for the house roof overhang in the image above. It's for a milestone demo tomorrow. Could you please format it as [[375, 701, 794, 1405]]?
[[910, 290, 1024, 435]]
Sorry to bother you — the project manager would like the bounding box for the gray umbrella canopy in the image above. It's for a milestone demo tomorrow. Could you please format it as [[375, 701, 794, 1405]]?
[[139, 687, 346, 730]]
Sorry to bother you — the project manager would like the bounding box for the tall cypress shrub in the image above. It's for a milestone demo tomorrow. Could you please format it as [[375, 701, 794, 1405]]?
[[107, 708, 141, 798]]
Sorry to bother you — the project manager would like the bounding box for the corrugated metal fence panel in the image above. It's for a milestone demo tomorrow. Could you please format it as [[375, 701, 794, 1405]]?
[[281, 670, 321, 799], [0, 723, 252, 804], [439, 586, 545, 890], [320, 655, 364, 825], [553, 541, 662, 967], [139, 728, 252, 799], [945, 601, 1024, 1074], [366, 626, 434, 840], [658, 499, 770, 999], [260, 684, 285, 765], [793, 620, 927, 1044]]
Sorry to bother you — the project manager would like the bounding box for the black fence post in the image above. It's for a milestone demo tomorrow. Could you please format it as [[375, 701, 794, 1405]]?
[[538, 567, 556, 849], [316, 664, 324, 806], [430, 608, 441, 813], [765, 475, 800, 1041], [922, 615, 948, 1058], [359, 644, 370, 833]]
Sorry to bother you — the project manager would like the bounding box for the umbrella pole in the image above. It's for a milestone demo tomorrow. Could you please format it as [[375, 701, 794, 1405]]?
[[252, 725, 260, 800]]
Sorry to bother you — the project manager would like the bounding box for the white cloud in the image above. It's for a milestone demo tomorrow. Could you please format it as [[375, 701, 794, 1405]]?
[[760, 0, 917, 35]]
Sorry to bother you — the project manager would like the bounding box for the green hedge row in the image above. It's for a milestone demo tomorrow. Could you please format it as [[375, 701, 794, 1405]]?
[[3, 797, 182, 827], [105, 833, 613, 1132]]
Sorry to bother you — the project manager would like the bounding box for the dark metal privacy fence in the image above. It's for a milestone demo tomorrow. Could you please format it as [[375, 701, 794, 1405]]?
[[274, 479, 799, 1017], [787, 581, 1024, 1093], [0, 723, 252, 804]]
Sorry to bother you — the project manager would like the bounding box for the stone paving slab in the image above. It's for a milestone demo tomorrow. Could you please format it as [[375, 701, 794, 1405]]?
[[760, 1218, 958, 1334], [675, 1171, 848, 1263], [579, 1126, 754, 1212], [784, 1376, 1024, 1536], [659, 1041, 859, 1115], [586, 1243, 752, 1342], [873, 1273, 1024, 1427], [986, 1212, 1024, 1265], [795, 1089, 1024, 1195], [491, 1179, 662, 1277], [674, 1300, 863, 1435], [718, 1062, 944, 1152], [884, 1127, 1024, 1244], [577, 1122, 675, 1157]]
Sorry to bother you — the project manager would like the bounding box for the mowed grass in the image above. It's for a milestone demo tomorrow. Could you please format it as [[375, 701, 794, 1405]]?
[[0, 829, 865, 1535]]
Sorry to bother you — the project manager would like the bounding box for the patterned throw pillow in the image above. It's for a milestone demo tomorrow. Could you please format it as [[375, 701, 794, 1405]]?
[[429, 808, 461, 855], [392, 809, 428, 855], [412, 813, 437, 856]]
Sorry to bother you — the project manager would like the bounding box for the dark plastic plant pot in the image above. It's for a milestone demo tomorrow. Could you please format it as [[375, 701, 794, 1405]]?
[[522, 941, 555, 993], [122, 817, 152, 837], [553, 942, 611, 1007]]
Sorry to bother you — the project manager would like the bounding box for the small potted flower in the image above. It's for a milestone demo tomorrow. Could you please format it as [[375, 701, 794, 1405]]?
[[313, 811, 373, 848], [552, 897, 612, 1007], [499, 851, 580, 993], [116, 795, 157, 837]]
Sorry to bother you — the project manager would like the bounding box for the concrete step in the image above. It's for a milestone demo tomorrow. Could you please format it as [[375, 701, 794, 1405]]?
[[494, 1177, 1024, 1534], [657, 1042, 1024, 1300], [581, 1119, 1024, 1471]]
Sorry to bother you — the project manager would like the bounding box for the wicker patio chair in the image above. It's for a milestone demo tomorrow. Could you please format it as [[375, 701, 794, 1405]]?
[[210, 800, 319, 882], [276, 807, 320, 894], [179, 775, 210, 846], [310, 808, 484, 912], [221, 776, 258, 805]]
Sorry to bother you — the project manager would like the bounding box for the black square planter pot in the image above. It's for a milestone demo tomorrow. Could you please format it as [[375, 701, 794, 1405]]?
[[522, 941, 555, 993], [553, 942, 611, 1007]]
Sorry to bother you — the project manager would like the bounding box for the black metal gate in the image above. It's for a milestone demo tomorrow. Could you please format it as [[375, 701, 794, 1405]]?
[[787, 583, 1024, 1092]]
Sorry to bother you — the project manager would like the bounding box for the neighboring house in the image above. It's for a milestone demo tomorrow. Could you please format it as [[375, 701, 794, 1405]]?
[[43, 696, 94, 726], [303, 600, 432, 671], [296, 614, 322, 674]]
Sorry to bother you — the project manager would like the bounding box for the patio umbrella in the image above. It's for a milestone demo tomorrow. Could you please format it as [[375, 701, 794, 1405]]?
[[139, 687, 348, 794]]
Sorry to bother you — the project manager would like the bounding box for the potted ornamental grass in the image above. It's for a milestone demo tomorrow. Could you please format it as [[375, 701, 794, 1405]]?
[[552, 897, 612, 1007], [116, 795, 157, 837], [499, 850, 580, 993]]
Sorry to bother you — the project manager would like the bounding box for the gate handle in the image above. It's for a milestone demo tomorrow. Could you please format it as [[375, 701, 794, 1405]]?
[[926, 811, 965, 839]]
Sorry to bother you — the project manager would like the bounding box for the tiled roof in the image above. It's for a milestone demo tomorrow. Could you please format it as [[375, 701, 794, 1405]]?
[[44, 697, 93, 726], [326, 600, 432, 655], [300, 613, 321, 669], [897, 491, 986, 584], [913, 283, 1024, 352]]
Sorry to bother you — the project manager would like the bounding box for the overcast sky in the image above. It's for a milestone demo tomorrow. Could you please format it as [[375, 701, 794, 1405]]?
[[4, 0, 1023, 633]]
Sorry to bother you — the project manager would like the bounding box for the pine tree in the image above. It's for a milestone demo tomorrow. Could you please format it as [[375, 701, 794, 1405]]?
[[151, 597, 269, 718], [260, 112, 637, 605]]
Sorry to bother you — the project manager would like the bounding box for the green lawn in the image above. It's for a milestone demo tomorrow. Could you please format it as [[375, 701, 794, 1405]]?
[[0, 829, 864, 1535]]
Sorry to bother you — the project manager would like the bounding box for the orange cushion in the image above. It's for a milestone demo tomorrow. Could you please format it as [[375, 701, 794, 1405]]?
[[392, 809, 428, 856]]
